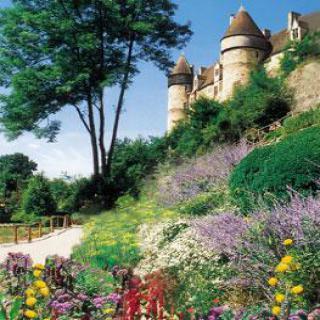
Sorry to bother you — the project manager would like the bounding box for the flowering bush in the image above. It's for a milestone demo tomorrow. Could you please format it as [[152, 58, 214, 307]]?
[[158, 140, 252, 207], [136, 219, 232, 315], [0, 254, 118, 320]]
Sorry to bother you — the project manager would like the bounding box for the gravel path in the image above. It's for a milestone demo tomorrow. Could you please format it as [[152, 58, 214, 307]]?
[[0, 226, 83, 264]]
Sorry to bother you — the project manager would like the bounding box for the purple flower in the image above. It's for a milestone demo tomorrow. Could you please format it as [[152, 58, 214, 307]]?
[[158, 140, 252, 206], [107, 292, 122, 304], [93, 296, 108, 309], [192, 213, 248, 257]]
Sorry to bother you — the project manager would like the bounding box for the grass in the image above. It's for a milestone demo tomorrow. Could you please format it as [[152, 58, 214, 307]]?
[[72, 194, 177, 270], [264, 106, 320, 142]]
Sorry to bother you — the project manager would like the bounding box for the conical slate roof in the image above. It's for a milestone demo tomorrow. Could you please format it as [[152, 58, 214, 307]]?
[[223, 6, 265, 39], [171, 55, 192, 75]]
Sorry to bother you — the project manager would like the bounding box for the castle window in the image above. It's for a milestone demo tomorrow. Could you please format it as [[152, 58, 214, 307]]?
[[256, 51, 259, 58], [292, 28, 299, 39]]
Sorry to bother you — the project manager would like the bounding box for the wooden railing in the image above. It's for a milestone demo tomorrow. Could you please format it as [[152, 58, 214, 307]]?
[[245, 111, 301, 145], [0, 215, 71, 244]]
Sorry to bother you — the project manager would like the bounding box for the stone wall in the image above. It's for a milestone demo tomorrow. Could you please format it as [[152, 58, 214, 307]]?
[[221, 48, 263, 100], [287, 60, 320, 112], [168, 85, 188, 131], [265, 52, 284, 77]]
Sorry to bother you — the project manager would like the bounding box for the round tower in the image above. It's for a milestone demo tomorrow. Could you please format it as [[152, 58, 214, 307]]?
[[220, 6, 271, 100], [167, 55, 193, 131]]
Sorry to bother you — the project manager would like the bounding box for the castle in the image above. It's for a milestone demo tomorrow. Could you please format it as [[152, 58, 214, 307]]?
[[167, 6, 320, 131]]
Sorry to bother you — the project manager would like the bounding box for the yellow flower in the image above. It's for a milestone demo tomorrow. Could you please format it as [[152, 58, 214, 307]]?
[[272, 306, 281, 316], [291, 285, 304, 295], [33, 263, 45, 270], [40, 286, 50, 297], [275, 293, 285, 303], [24, 310, 38, 319], [283, 239, 293, 246], [103, 308, 114, 314], [25, 288, 35, 297], [281, 255, 293, 264], [275, 263, 289, 273], [268, 277, 278, 287], [34, 280, 46, 289], [26, 297, 37, 307], [33, 270, 42, 278]]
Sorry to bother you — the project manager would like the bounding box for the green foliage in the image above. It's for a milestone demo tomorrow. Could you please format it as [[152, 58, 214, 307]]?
[[178, 186, 235, 216], [283, 107, 320, 134], [167, 68, 291, 157], [108, 137, 169, 200], [280, 31, 320, 76], [21, 174, 57, 218], [0, 295, 23, 320], [166, 97, 223, 157], [0, 153, 37, 222], [0, 153, 37, 196], [74, 269, 114, 297], [73, 195, 176, 269], [229, 126, 320, 212]]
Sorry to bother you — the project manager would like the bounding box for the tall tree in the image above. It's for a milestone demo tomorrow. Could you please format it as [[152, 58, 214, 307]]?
[[0, 0, 124, 176], [0, 0, 192, 181], [0, 153, 37, 198], [106, 0, 192, 174]]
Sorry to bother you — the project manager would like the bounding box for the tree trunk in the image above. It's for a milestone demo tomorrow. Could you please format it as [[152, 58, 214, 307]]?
[[106, 37, 135, 175], [87, 92, 100, 177], [98, 89, 107, 176]]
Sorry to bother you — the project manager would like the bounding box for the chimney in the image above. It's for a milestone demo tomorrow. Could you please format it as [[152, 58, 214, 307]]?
[[262, 29, 271, 39], [230, 14, 235, 25], [199, 67, 206, 75], [288, 11, 301, 31]]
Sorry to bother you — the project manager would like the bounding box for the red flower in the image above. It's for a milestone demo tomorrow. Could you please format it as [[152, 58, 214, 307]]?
[[213, 298, 220, 304], [187, 307, 194, 313]]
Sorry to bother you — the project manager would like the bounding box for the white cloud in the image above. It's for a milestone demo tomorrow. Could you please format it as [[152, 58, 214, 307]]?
[[0, 132, 92, 178]]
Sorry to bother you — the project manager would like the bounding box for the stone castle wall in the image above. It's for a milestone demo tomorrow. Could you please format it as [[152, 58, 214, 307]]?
[[168, 85, 188, 131], [220, 48, 264, 100], [287, 60, 320, 112]]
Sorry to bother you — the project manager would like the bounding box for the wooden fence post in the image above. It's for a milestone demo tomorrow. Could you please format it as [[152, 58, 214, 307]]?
[[38, 223, 42, 238], [63, 215, 67, 228], [50, 217, 54, 233], [14, 226, 18, 244], [28, 226, 32, 242]]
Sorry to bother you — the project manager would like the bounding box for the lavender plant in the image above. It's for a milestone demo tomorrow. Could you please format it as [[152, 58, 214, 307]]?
[[158, 140, 252, 206]]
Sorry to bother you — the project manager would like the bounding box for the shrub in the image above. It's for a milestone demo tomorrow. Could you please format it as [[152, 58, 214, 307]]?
[[229, 126, 320, 212], [281, 31, 320, 76], [21, 174, 56, 218], [168, 68, 291, 155], [166, 98, 224, 157], [107, 136, 168, 203], [136, 219, 232, 315], [283, 107, 320, 135], [235, 195, 320, 307], [177, 186, 235, 216], [158, 140, 252, 207]]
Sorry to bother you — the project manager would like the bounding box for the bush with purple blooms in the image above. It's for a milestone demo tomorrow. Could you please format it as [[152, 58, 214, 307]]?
[[158, 140, 252, 208]]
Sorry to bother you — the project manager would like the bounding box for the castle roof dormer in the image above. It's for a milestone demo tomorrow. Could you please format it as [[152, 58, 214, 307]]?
[[221, 6, 271, 54], [170, 55, 192, 75]]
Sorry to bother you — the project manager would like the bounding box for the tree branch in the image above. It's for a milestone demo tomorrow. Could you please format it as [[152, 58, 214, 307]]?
[[72, 104, 91, 134]]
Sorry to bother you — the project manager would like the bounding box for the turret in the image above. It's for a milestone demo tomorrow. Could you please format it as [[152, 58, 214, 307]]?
[[167, 55, 193, 131], [220, 6, 271, 100]]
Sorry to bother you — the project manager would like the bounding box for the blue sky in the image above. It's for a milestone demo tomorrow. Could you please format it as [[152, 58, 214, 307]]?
[[0, 0, 319, 177]]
